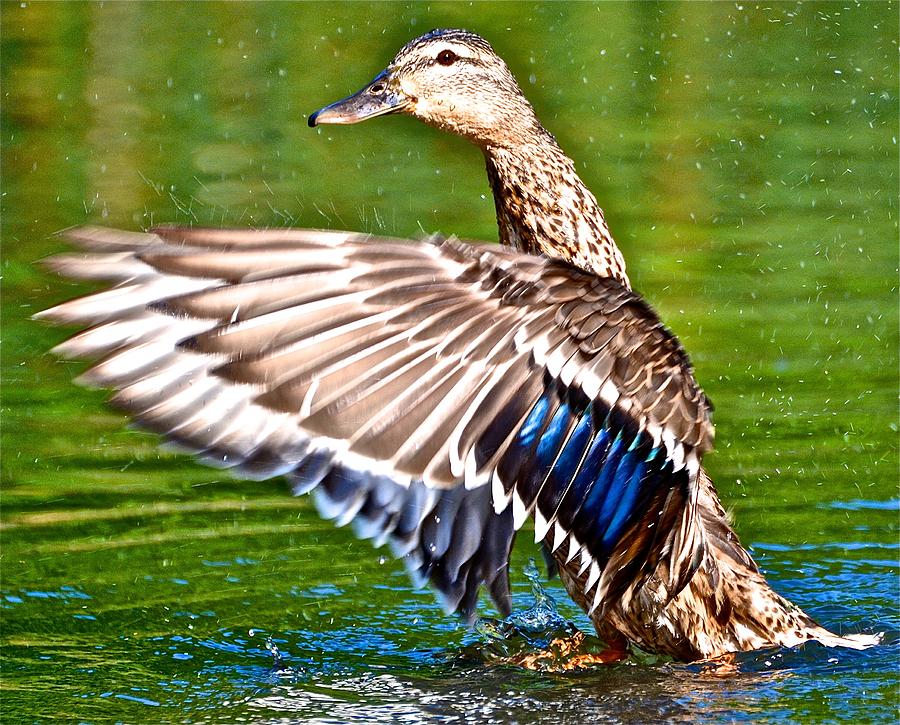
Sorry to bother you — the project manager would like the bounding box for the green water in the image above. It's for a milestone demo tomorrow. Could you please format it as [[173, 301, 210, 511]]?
[[2, 2, 897, 722]]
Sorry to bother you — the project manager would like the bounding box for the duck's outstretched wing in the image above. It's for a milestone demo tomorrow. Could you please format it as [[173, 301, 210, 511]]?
[[36, 226, 713, 619]]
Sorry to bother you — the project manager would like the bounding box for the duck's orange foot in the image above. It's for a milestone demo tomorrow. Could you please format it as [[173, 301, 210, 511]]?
[[696, 652, 739, 677], [507, 631, 629, 672]]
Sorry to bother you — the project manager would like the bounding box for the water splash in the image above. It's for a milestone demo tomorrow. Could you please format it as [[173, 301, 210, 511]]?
[[468, 560, 619, 671], [248, 629, 300, 679], [264, 635, 286, 671], [492, 559, 568, 639]]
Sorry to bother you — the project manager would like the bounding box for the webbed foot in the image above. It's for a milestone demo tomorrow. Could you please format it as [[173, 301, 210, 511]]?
[[508, 631, 629, 671]]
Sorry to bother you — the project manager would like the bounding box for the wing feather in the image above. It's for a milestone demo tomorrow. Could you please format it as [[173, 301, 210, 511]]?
[[37, 226, 713, 619]]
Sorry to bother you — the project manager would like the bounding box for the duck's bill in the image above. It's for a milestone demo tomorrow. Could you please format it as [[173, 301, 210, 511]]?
[[308, 71, 410, 127]]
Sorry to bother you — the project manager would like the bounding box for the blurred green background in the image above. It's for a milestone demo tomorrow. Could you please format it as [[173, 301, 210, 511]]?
[[2, 2, 897, 722]]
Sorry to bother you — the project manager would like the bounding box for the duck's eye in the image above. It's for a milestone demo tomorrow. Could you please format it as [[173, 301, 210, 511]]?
[[436, 49, 458, 66]]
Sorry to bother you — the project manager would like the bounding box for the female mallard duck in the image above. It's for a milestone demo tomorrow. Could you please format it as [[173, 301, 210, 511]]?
[[37, 29, 877, 662]]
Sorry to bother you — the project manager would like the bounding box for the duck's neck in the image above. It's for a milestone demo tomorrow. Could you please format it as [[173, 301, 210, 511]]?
[[482, 137, 629, 287]]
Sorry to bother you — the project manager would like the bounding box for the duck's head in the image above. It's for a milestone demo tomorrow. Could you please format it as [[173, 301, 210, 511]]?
[[308, 29, 540, 147]]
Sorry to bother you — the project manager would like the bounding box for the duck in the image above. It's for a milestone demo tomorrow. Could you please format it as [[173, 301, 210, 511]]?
[[36, 28, 878, 663]]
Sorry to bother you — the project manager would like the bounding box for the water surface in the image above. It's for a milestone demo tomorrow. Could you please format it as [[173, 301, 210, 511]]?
[[2, 2, 897, 722]]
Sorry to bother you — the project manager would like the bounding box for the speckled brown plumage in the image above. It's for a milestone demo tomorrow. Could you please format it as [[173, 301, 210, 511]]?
[[37, 28, 879, 662], [485, 142, 629, 284], [555, 468, 853, 660], [389, 30, 630, 283]]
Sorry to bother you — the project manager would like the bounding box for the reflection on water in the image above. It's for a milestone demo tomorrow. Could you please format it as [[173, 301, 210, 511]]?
[[2, 1, 897, 722]]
